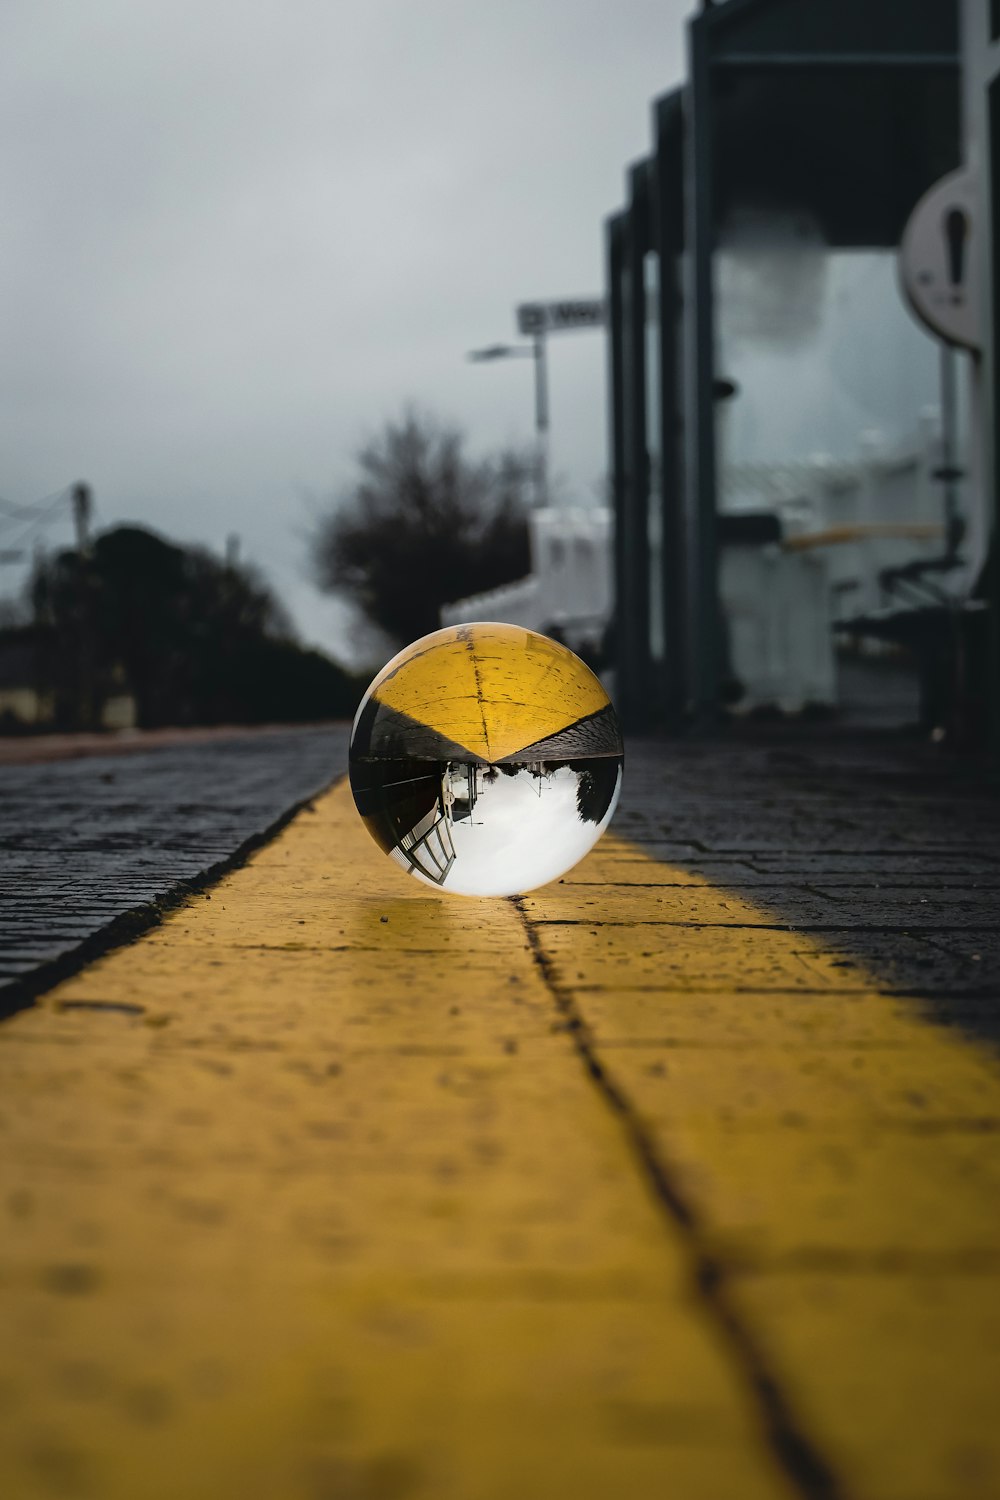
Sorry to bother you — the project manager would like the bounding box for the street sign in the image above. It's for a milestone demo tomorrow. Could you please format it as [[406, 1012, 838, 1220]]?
[[899, 167, 981, 352], [516, 298, 606, 336]]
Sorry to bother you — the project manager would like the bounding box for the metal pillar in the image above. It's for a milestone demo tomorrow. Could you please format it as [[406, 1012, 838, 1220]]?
[[989, 60, 1000, 748], [650, 92, 686, 725], [608, 190, 651, 732], [608, 213, 629, 705], [684, 9, 722, 724], [626, 164, 653, 731], [962, 0, 1000, 748]]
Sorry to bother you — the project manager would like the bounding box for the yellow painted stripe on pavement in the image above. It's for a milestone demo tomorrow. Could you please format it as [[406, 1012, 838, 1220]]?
[[2, 787, 999, 1500], [0, 784, 780, 1500], [370, 623, 609, 762], [526, 836, 1000, 1500]]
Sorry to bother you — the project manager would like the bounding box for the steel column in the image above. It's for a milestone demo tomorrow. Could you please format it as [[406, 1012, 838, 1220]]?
[[684, 12, 722, 722]]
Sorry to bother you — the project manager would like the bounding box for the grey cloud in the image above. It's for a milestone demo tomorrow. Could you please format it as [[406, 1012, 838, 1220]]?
[[1, 0, 691, 660]]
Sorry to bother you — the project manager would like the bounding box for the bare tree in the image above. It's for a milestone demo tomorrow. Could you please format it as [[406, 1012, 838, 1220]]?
[[312, 409, 532, 644]]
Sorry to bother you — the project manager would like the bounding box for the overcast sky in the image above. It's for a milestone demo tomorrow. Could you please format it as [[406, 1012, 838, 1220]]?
[[1, 0, 694, 661]]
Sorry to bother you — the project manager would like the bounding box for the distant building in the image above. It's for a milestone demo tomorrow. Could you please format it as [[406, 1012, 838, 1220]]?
[[441, 507, 611, 666], [442, 424, 956, 714], [603, 0, 994, 736]]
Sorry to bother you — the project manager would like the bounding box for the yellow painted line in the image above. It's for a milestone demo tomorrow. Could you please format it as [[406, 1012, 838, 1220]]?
[[0, 783, 780, 1500], [2, 787, 998, 1500], [528, 834, 1000, 1500], [369, 623, 609, 762]]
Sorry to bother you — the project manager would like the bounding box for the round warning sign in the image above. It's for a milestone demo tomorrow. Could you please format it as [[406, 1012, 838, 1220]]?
[[899, 167, 981, 352]]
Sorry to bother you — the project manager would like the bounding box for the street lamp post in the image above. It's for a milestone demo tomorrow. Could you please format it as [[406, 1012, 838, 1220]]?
[[466, 339, 549, 509]]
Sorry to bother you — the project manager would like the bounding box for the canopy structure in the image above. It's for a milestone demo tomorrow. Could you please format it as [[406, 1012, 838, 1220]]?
[[607, 0, 963, 730]]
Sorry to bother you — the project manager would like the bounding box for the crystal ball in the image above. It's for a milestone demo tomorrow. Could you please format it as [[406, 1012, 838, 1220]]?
[[349, 622, 623, 897]]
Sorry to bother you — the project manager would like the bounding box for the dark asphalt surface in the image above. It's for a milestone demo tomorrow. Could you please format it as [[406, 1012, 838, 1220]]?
[[0, 724, 350, 1011]]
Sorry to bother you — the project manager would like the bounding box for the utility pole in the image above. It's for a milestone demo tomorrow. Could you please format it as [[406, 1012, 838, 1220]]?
[[72, 482, 92, 558], [72, 481, 96, 730]]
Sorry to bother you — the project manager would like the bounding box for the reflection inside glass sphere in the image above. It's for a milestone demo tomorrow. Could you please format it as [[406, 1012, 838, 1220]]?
[[349, 623, 623, 897]]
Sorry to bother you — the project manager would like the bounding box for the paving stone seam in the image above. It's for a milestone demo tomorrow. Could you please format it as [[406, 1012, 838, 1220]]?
[[509, 895, 846, 1500]]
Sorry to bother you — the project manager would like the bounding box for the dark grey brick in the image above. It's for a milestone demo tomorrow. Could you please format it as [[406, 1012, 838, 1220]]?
[[1, 725, 350, 1004]]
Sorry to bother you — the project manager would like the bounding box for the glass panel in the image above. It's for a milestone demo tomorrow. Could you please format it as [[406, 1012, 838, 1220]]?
[[713, 220, 945, 720], [716, 238, 939, 478]]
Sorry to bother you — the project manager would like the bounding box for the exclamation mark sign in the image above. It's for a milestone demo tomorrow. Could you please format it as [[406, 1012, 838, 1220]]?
[[943, 206, 969, 302]]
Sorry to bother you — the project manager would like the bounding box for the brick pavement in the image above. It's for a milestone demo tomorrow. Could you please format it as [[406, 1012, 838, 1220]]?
[[0, 728, 998, 1500], [0, 725, 350, 1012], [609, 735, 1000, 1042]]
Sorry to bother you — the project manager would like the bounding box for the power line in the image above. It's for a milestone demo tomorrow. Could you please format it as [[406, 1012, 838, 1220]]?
[[0, 486, 72, 521], [0, 487, 75, 553]]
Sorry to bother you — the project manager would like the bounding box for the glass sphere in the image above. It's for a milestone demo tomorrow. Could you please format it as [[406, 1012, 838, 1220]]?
[[349, 622, 623, 897]]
